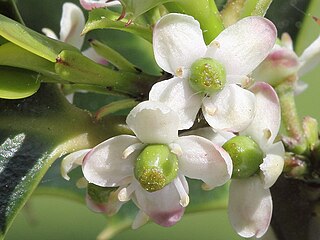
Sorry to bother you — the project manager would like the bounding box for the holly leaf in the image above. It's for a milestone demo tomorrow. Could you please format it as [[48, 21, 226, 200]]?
[[0, 84, 110, 239]]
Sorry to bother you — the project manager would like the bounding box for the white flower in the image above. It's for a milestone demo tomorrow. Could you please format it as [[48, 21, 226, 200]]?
[[185, 83, 284, 238], [61, 149, 125, 215], [254, 32, 320, 94], [228, 82, 284, 238], [150, 13, 277, 131], [81, 100, 232, 228], [79, 0, 121, 10]]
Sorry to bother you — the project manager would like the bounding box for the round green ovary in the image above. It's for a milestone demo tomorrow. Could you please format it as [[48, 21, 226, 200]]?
[[222, 136, 264, 179], [189, 58, 226, 94], [134, 144, 178, 192]]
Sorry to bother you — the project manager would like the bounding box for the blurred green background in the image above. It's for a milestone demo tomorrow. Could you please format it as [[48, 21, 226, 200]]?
[[4, 0, 320, 239]]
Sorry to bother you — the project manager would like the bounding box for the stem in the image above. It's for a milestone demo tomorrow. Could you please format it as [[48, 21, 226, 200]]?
[[95, 99, 139, 120], [166, 0, 225, 44], [240, 0, 273, 18], [55, 50, 158, 99], [271, 175, 319, 240], [97, 220, 131, 240], [275, 77, 308, 154]]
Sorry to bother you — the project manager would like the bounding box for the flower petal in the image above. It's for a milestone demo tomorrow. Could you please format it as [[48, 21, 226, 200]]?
[[61, 149, 91, 180], [260, 142, 285, 189], [82, 135, 139, 187], [153, 13, 207, 75], [298, 35, 320, 76], [59, 3, 85, 49], [180, 127, 235, 146], [242, 82, 280, 148], [206, 16, 277, 76], [202, 84, 256, 132], [253, 46, 299, 86], [149, 77, 202, 130], [133, 179, 186, 227], [126, 101, 180, 144], [82, 47, 108, 65], [229, 176, 272, 238], [80, 0, 121, 10], [42, 28, 58, 40], [176, 135, 232, 189]]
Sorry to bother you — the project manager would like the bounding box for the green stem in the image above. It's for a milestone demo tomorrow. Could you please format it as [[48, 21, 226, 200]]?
[[240, 0, 273, 18], [275, 79, 308, 154], [166, 0, 224, 44], [55, 50, 157, 98], [95, 99, 139, 120]]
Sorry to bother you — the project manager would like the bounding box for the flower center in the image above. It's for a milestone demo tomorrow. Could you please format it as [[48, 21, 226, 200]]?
[[134, 144, 178, 192], [222, 136, 264, 179], [189, 58, 226, 94]]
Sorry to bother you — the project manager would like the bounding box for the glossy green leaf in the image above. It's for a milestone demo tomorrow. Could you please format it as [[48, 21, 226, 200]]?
[[0, 42, 58, 79], [0, 67, 40, 99], [0, 14, 78, 62], [83, 9, 152, 42], [0, 84, 112, 239]]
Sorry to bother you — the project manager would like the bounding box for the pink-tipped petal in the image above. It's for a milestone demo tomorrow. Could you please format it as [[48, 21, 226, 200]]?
[[202, 84, 256, 132], [149, 77, 202, 130], [133, 180, 186, 227], [61, 149, 91, 180], [153, 13, 207, 75], [242, 82, 280, 148], [60, 3, 85, 49], [229, 176, 272, 238], [176, 135, 232, 189], [86, 194, 108, 213], [126, 101, 180, 144], [206, 16, 277, 76], [82, 135, 139, 187], [253, 46, 299, 85]]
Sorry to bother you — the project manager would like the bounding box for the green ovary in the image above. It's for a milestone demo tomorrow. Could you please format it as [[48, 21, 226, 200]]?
[[222, 136, 264, 179], [189, 58, 226, 94], [134, 144, 178, 192]]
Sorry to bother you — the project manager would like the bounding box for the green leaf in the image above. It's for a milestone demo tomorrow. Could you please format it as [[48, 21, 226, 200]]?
[[83, 9, 152, 42], [0, 14, 78, 62], [0, 84, 111, 239], [0, 42, 58, 79], [0, 66, 40, 99], [120, 0, 173, 19]]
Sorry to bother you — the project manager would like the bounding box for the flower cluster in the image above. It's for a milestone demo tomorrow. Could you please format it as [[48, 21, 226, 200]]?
[[60, 3, 287, 238]]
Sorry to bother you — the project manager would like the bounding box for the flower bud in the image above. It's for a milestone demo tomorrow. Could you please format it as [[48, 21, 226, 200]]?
[[135, 144, 178, 192], [222, 136, 264, 178], [189, 58, 226, 94]]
